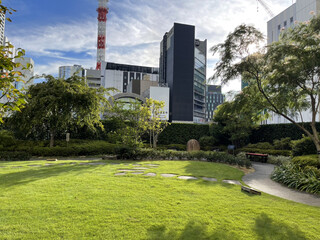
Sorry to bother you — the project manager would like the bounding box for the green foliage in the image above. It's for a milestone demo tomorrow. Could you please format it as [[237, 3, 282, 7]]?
[[0, 151, 31, 161], [212, 15, 320, 158], [0, 4, 29, 123], [250, 123, 320, 143], [267, 155, 291, 166], [292, 155, 320, 169], [114, 146, 138, 160], [0, 130, 16, 147], [199, 136, 216, 150], [272, 163, 320, 194], [239, 148, 291, 156], [246, 142, 274, 149], [291, 136, 316, 156], [273, 137, 292, 150], [158, 123, 209, 145], [123, 149, 251, 168], [162, 144, 186, 151], [9, 75, 111, 147]]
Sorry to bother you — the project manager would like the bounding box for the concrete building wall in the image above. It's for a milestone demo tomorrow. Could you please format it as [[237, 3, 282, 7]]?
[[59, 65, 84, 79], [149, 86, 170, 121]]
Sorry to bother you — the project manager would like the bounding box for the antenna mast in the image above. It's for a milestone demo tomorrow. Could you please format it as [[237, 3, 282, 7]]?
[[96, 0, 109, 70]]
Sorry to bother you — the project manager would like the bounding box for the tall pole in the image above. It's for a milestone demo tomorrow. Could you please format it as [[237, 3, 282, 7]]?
[[96, 0, 109, 70]]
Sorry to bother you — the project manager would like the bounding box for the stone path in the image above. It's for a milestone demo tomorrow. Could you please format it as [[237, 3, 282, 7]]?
[[243, 162, 320, 207]]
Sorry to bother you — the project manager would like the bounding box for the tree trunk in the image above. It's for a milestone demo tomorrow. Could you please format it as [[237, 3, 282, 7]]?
[[153, 132, 158, 149], [50, 130, 55, 148]]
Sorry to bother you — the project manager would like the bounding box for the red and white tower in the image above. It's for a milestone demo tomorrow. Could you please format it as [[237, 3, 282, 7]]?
[[96, 0, 109, 70]]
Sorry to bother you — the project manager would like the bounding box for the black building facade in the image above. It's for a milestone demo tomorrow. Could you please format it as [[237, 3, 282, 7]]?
[[160, 23, 206, 123]]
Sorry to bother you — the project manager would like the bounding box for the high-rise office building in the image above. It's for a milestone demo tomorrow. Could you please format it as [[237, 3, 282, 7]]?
[[206, 85, 224, 121], [160, 23, 207, 123], [59, 65, 85, 79]]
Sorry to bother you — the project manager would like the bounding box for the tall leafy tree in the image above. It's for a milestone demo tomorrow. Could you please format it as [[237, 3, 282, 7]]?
[[0, 2, 30, 123], [212, 15, 320, 160], [10, 75, 111, 147]]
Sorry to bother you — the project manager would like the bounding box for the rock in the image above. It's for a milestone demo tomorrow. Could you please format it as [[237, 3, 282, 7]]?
[[187, 139, 200, 152]]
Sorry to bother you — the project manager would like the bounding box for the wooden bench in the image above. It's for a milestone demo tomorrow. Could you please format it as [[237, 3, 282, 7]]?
[[245, 153, 268, 163]]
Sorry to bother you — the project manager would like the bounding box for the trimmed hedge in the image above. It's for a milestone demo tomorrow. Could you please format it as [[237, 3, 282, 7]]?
[[0, 151, 31, 161], [238, 148, 291, 156], [250, 122, 320, 143], [158, 123, 209, 145]]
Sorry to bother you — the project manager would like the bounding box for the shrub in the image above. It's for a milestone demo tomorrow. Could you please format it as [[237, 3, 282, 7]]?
[[272, 163, 320, 194], [246, 142, 274, 149], [273, 137, 292, 150], [238, 148, 291, 156], [165, 144, 186, 151], [0, 130, 16, 147], [0, 151, 31, 161], [199, 136, 216, 150], [267, 155, 291, 165], [115, 146, 137, 160], [291, 136, 316, 156], [292, 155, 320, 169]]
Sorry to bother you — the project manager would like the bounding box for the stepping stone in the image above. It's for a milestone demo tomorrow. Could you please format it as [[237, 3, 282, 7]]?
[[202, 177, 217, 182], [79, 163, 89, 165], [58, 163, 66, 165], [88, 162, 106, 165], [161, 174, 177, 178], [45, 163, 55, 166], [0, 166, 6, 168], [133, 167, 149, 170], [28, 165, 42, 167], [178, 176, 198, 180], [12, 166, 23, 168], [131, 172, 144, 175], [144, 173, 156, 177], [222, 180, 241, 185], [132, 164, 142, 166], [145, 164, 159, 167], [118, 169, 136, 172], [115, 172, 126, 176]]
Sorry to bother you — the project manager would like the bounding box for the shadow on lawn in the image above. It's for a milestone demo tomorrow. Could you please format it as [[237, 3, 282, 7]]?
[[147, 220, 239, 240], [254, 213, 307, 240], [0, 164, 102, 189]]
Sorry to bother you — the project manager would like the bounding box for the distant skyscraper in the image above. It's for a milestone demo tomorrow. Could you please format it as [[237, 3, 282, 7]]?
[[160, 23, 207, 123], [0, 12, 5, 45], [59, 65, 85, 79], [14, 57, 34, 90], [206, 85, 224, 121]]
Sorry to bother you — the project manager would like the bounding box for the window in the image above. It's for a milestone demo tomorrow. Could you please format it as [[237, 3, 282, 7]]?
[[290, 17, 293, 23], [284, 21, 287, 27], [278, 24, 281, 30]]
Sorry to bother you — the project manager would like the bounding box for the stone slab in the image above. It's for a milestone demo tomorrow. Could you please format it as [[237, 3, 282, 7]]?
[[145, 164, 159, 167], [28, 165, 42, 167], [202, 177, 217, 182], [117, 169, 136, 172], [88, 162, 106, 165], [222, 180, 241, 185], [115, 172, 126, 176], [144, 173, 156, 177], [178, 176, 198, 180], [133, 167, 149, 170], [161, 174, 177, 178]]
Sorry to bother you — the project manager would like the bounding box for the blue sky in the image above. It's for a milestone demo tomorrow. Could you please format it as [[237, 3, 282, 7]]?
[[3, 0, 292, 93]]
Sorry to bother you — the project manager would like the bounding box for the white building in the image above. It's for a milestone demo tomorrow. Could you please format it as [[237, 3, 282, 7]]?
[[85, 69, 101, 88], [264, 0, 319, 124], [0, 12, 5, 46], [101, 62, 159, 96], [143, 86, 170, 121], [59, 65, 85, 79], [268, 0, 320, 44]]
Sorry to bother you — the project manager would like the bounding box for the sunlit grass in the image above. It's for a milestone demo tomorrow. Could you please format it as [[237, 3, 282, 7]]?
[[0, 160, 319, 239]]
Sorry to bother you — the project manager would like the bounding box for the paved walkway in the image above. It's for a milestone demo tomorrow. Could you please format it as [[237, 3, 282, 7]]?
[[243, 162, 320, 207]]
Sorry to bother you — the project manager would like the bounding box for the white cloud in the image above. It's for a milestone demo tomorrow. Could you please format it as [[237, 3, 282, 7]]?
[[8, 0, 293, 91]]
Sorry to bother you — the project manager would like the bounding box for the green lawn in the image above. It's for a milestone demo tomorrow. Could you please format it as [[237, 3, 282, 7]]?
[[0, 160, 319, 239]]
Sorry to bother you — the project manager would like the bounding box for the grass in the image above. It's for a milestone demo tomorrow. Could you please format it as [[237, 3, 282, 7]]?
[[0, 159, 319, 239]]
